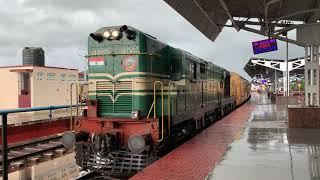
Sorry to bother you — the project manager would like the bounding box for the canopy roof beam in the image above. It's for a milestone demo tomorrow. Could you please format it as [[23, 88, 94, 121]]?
[[218, 0, 240, 31]]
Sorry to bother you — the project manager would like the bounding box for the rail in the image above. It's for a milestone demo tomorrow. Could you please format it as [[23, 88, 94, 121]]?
[[79, 84, 88, 114], [0, 104, 82, 180], [0, 135, 65, 171]]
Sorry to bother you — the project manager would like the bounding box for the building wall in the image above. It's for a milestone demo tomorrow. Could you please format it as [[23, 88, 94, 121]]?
[[32, 67, 79, 107], [0, 68, 19, 109]]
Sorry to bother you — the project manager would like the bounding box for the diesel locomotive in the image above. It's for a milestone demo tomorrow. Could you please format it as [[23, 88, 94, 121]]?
[[62, 25, 251, 176]]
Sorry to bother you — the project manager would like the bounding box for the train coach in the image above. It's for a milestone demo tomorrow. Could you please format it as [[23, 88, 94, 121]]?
[[62, 25, 251, 176]]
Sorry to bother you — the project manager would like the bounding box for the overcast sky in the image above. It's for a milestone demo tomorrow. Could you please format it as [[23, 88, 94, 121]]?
[[0, 0, 305, 79]]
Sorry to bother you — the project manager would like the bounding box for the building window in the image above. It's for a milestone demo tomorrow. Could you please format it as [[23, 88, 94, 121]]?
[[200, 64, 205, 73], [308, 69, 311, 85], [308, 47, 311, 62], [190, 62, 197, 80], [37, 72, 44, 80], [314, 69, 317, 85], [60, 74, 66, 81], [47, 73, 56, 80], [68, 74, 76, 82], [313, 46, 319, 62]]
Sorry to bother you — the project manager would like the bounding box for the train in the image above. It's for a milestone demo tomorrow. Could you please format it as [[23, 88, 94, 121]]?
[[62, 25, 251, 176]]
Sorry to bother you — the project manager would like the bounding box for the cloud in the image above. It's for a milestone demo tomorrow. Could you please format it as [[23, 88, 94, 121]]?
[[0, 0, 304, 79]]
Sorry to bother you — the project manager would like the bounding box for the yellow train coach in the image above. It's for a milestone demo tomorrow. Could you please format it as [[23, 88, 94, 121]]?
[[230, 72, 251, 106]]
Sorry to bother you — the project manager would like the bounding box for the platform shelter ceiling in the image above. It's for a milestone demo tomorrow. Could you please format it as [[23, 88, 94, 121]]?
[[244, 57, 305, 79], [164, 0, 320, 44]]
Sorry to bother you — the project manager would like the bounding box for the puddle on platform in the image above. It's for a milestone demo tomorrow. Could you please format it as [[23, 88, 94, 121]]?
[[208, 93, 320, 180]]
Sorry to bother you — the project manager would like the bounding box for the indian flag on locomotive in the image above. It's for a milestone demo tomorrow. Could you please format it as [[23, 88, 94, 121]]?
[[88, 57, 105, 66]]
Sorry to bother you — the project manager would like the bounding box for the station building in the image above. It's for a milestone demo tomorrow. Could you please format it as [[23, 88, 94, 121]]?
[[0, 65, 79, 109]]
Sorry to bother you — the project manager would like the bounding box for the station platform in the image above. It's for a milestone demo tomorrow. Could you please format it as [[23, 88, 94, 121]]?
[[0, 108, 76, 144], [0, 108, 76, 126], [132, 93, 320, 180]]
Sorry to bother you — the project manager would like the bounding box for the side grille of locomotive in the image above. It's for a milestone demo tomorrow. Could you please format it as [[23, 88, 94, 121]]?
[[96, 81, 133, 117]]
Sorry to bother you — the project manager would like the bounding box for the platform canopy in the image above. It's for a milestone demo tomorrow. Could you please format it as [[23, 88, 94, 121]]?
[[244, 57, 305, 79], [164, 0, 320, 45]]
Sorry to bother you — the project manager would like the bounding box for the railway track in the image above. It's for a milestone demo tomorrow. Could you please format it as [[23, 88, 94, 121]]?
[[0, 134, 71, 174]]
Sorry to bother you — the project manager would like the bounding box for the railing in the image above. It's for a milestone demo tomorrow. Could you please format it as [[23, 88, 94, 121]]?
[[70, 83, 79, 131], [154, 81, 164, 142], [168, 83, 174, 137], [147, 81, 164, 142], [70, 83, 88, 131], [147, 81, 173, 142], [0, 104, 81, 180]]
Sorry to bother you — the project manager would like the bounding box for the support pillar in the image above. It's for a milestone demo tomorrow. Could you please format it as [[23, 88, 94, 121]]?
[[283, 71, 288, 96], [296, 24, 320, 106], [304, 46, 320, 106], [288, 24, 320, 128], [274, 69, 278, 93]]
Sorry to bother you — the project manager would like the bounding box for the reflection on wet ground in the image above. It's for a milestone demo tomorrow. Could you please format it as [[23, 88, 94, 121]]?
[[209, 93, 320, 180], [6, 153, 79, 180]]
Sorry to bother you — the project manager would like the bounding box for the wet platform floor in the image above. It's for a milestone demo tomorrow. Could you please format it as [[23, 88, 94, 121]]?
[[209, 93, 320, 180]]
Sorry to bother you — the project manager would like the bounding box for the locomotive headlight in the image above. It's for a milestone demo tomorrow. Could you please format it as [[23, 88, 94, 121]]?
[[111, 30, 121, 39], [62, 131, 89, 149], [128, 135, 146, 154], [62, 131, 76, 149], [103, 31, 111, 39], [131, 110, 141, 120]]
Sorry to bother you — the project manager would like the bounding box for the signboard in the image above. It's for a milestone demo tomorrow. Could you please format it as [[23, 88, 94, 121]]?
[[252, 38, 278, 54]]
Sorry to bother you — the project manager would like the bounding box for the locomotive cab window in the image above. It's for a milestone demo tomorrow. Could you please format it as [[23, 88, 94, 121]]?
[[190, 62, 197, 80], [200, 63, 206, 79], [170, 54, 182, 81]]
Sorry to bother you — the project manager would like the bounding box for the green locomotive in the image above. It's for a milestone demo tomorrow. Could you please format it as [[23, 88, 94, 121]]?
[[64, 25, 246, 176]]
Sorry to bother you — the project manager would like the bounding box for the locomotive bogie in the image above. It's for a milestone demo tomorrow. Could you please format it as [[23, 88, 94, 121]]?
[[74, 117, 159, 153]]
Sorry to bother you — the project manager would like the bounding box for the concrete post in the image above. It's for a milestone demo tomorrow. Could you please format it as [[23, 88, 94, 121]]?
[[304, 46, 320, 106], [297, 24, 320, 106], [274, 69, 277, 93], [283, 71, 287, 96]]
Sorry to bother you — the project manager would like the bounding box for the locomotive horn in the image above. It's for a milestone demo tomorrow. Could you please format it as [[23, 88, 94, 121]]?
[[62, 131, 89, 149], [90, 33, 104, 43], [120, 25, 128, 32], [120, 25, 136, 40]]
